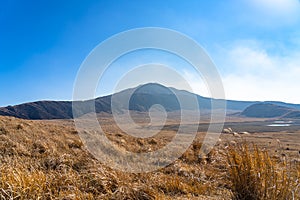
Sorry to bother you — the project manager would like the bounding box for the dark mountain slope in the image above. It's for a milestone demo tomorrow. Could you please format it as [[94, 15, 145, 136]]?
[[282, 110, 300, 119], [265, 101, 300, 110], [240, 103, 296, 118], [0, 83, 299, 120], [0, 101, 73, 119]]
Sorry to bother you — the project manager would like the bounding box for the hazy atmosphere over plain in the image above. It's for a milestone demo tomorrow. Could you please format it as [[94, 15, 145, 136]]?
[[1, 0, 300, 106]]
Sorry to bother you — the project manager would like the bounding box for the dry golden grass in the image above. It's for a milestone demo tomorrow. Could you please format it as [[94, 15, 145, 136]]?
[[227, 143, 300, 200], [0, 116, 231, 199], [0, 115, 299, 199]]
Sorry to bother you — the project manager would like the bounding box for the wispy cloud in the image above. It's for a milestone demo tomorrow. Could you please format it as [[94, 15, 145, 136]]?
[[181, 69, 210, 97], [245, 0, 300, 26], [214, 40, 300, 103]]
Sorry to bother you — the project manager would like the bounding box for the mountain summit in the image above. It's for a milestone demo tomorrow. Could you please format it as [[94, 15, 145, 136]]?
[[133, 83, 175, 95]]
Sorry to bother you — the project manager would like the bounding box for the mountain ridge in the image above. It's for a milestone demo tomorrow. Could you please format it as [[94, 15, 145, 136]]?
[[1, 83, 299, 120]]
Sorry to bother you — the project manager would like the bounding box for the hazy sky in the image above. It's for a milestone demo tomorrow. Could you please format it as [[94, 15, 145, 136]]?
[[1, 0, 300, 106]]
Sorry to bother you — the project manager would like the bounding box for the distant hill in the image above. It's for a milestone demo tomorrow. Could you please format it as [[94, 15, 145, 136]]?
[[264, 101, 300, 110], [282, 110, 300, 119], [241, 103, 300, 118], [0, 101, 73, 119], [0, 83, 299, 120]]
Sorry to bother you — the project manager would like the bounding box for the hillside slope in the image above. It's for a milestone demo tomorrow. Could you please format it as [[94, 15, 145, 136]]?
[[240, 103, 300, 118], [1, 83, 299, 120]]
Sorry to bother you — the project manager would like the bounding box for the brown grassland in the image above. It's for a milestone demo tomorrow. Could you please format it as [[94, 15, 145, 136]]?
[[0, 115, 300, 199]]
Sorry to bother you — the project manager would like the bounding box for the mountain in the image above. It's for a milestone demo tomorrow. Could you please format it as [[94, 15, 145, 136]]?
[[282, 110, 300, 119], [240, 103, 300, 119], [264, 101, 300, 110], [0, 83, 299, 120], [0, 101, 73, 119]]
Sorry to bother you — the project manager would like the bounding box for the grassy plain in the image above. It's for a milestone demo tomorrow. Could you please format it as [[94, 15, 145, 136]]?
[[0, 114, 299, 199]]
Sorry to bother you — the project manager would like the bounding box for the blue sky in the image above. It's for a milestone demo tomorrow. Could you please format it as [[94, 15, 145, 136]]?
[[1, 0, 300, 106]]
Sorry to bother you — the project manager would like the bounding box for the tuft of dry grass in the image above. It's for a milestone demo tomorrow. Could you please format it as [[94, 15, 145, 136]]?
[[227, 143, 300, 200]]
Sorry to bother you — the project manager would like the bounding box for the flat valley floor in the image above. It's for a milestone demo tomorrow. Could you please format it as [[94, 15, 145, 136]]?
[[0, 114, 300, 199]]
